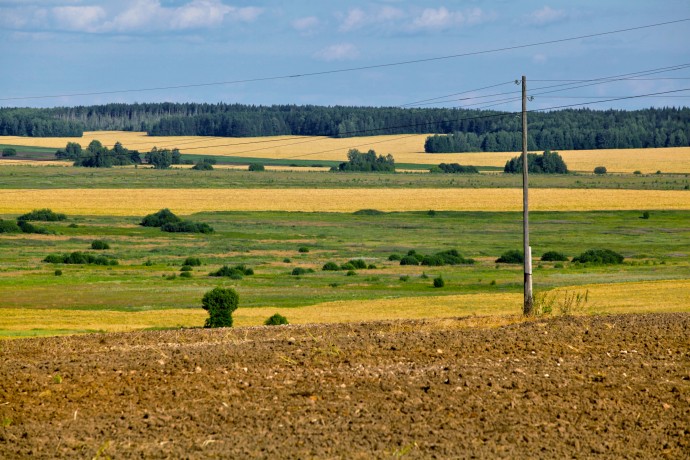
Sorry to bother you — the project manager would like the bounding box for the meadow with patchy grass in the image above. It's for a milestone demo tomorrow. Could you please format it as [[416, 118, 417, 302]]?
[[1, 209, 689, 337]]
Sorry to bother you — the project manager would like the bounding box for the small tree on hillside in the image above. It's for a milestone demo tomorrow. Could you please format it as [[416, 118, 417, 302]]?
[[202, 287, 239, 328]]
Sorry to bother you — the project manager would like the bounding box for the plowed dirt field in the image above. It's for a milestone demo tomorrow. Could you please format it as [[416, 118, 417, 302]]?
[[1, 313, 688, 458]]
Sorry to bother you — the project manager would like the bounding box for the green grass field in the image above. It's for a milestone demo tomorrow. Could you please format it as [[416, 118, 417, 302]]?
[[1, 208, 688, 337], [0, 164, 688, 189]]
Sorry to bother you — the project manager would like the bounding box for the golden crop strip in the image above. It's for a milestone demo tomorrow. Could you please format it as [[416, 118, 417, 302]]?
[[1, 188, 690, 215], [2, 131, 690, 172], [1, 279, 688, 337]]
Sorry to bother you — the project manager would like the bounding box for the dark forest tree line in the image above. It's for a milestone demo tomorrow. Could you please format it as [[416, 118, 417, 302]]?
[[1, 104, 688, 151]]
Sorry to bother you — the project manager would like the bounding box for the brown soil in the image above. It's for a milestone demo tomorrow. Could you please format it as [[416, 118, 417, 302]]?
[[1, 313, 688, 459]]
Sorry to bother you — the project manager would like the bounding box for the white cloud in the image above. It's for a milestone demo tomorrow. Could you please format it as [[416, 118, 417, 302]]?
[[314, 43, 359, 61], [338, 6, 404, 32], [292, 16, 319, 32], [532, 53, 547, 63], [339, 8, 366, 32], [410, 7, 492, 31], [525, 6, 567, 26], [1, 0, 263, 33], [52, 5, 107, 31]]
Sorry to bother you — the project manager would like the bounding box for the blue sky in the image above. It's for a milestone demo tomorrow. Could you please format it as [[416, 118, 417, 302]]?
[[1, 0, 688, 110]]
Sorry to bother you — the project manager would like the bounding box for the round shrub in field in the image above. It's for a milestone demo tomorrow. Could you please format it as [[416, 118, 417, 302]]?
[[340, 262, 356, 271], [593, 166, 607, 175], [388, 254, 401, 261], [91, 240, 110, 250], [180, 265, 193, 272], [140, 208, 181, 227], [183, 257, 202, 266], [572, 249, 624, 265], [210, 264, 254, 279], [264, 313, 288, 326], [496, 250, 524, 264], [541, 251, 568, 262], [179, 271, 192, 278], [298, 246, 309, 253], [248, 163, 265, 171], [399, 255, 420, 266], [322, 262, 340, 271], [347, 259, 367, 269], [202, 287, 239, 328], [0, 219, 21, 233], [433, 276, 445, 288], [291, 267, 314, 276]]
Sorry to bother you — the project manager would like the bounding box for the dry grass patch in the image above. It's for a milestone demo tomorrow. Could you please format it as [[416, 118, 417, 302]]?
[[2, 188, 690, 215]]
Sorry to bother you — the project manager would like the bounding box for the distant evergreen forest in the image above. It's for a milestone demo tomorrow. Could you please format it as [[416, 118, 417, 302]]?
[[0, 103, 688, 151]]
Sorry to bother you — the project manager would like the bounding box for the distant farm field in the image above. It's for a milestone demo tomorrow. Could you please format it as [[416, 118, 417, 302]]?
[[1, 188, 690, 215], [2, 131, 690, 172]]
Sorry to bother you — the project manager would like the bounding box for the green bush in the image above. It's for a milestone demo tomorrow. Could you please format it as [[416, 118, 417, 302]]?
[[0, 219, 21, 233], [322, 262, 340, 271], [353, 209, 385, 216], [91, 240, 110, 250], [210, 264, 254, 278], [161, 221, 214, 233], [541, 251, 568, 262], [633, 170, 642, 175], [436, 163, 479, 174], [388, 254, 401, 261], [179, 271, 193, 278], [641, 211, 650, 219], [180, 265, 193, 272], [504, 150, 568, 174], [571, 249, 624, 265], [348, 259, 367, 269], [291, 267, 314, 276], [192, 158, 216, 170], [140, 209, 180, 227], [496, 250, 524, 264], [43, 251, 117, 266], [54, 269, 62, 276], [399, 275, 410, 282], [283, 258, 291, 263], [340, 262, 356, 271], [2, 147, 17, 157], [346, 270, 357, 276], [400, 255, 420, 266], [433, 276, 445, 288], [298, 246, 310, 253], [17, 220, 51, 234], [202, 287, 239, 328], [593, 166, 607, 175], [248, 163, 265, 171], [18, 208, 67, 222], [183, 257, 202, 266], [264, 313, 289, 326], [367, 264, 377, 269]]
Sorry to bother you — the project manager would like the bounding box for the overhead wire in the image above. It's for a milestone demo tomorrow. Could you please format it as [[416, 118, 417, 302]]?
[[2, 17, 689, 102]]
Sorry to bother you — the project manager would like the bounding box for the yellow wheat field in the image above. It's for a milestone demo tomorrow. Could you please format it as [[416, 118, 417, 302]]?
[[1, 188, 689, 216], [3, 131, 690, 173], [1, 279, 688, 337]]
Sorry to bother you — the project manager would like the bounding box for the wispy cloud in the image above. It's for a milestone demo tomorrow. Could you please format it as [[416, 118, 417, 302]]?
[[292, 15, 319, 33], [410, 7, 494, 31], [524, 6, 568, 26], [0, 0, 263, 34], [313, 43, 359, 61], [338, 6, 404, 32]]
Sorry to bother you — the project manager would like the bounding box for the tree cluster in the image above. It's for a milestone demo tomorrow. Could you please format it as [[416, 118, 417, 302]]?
[[333, 149, 395, 172], [56, 141, 141, 167], [145, 147, 181, 169], [504, 150, 568, 174]]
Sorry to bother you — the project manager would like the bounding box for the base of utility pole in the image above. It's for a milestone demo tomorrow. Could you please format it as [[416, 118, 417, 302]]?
[[524, 246, 534, 315]]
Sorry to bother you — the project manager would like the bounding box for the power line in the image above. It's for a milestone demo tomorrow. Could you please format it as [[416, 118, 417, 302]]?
[[2, 17, 689, 102]]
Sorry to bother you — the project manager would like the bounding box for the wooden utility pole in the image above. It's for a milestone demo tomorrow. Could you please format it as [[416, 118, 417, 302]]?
[[522, 75, 533, 315]]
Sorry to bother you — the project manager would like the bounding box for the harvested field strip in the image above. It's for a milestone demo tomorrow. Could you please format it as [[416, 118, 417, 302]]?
[[1, 279, 688, 337], [2, 188, 690, 215], [3, 131, 690, 172]]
